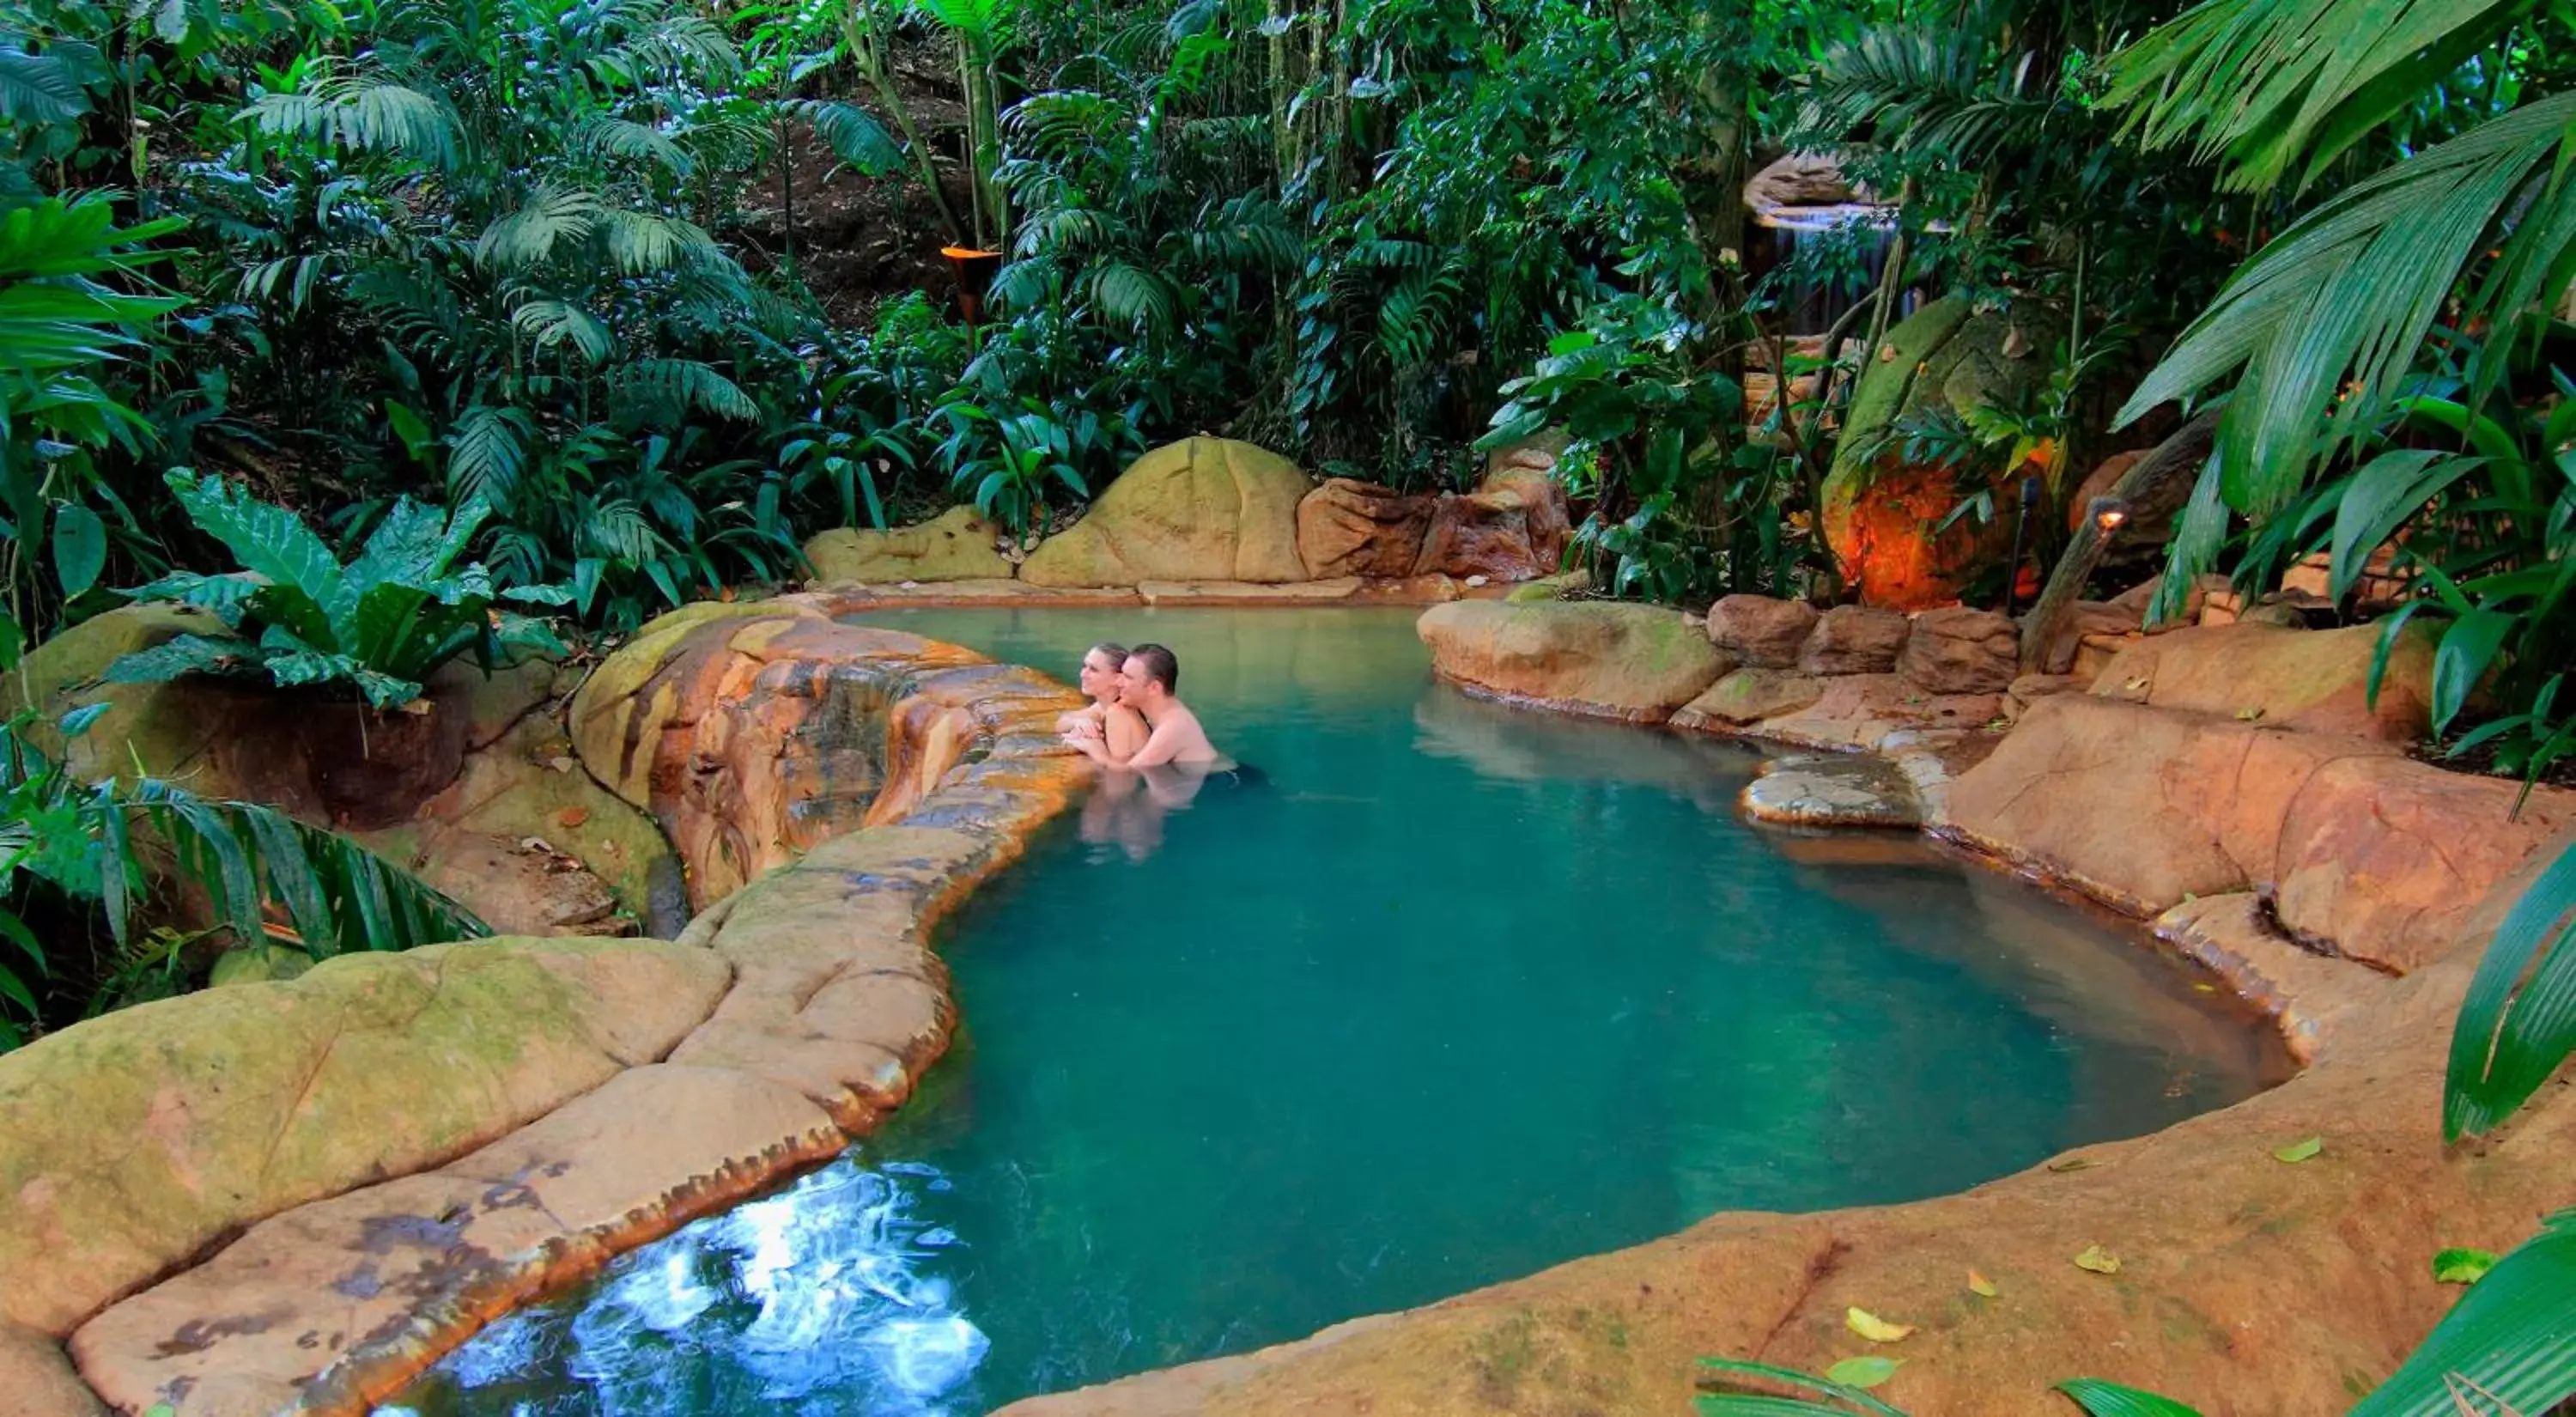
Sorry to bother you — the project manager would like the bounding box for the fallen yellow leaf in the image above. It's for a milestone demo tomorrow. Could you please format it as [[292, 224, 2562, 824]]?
[[1846, 1307, 1917, 1343], [1967, 1269, 1998, 1298], [2073, 1245, 2122, 1274]]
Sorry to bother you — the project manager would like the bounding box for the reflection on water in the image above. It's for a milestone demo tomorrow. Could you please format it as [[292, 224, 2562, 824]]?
[[393, 607, 2287, 1417], [1076, 764, 1224, 864]]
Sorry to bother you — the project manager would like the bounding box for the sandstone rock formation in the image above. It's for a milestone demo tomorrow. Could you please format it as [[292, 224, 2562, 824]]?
[[2090, 622, 2435, 741], [1704, 593, 1819, 666], [1899, 605, 2019, 695], [1020, 438, 1311, 587], [1796, 604, 1911, 675], [1296, 477, 1434, 579], [1413, 467, 1573, 582], [805, 505, 1015, 584], [1418, 601, 1729, 721], [0, 940, 730, 1337], [1672, 667, 1826, 728]]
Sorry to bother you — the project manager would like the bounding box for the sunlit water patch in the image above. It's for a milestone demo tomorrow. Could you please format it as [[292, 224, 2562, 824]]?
[[392, 607, 2287, 1416]]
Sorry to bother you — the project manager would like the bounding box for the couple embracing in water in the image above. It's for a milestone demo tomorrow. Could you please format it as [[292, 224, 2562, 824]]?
[[1056, 642, 1228, 770], [1056, 642, 1253, 861]]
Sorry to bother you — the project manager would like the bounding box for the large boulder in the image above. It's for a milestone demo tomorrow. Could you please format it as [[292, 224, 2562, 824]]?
[[1943, 692, 2576, 964], [1744, 151, 1869, 212], [1796, 604, 1911, 675], [1705, 594, 1819, 667], [1297, 477, 1434, 579], [1020, 438, 1311, 587], [2090, 622, 2435, 742], [0, 938, 729, 1336], [1413, 468, 1574, 582], [1820, 296, 2061, 608], [1672, 667, 1826, 729], [804, 506, 1014, 585], [1417, 601, 1730, 722], [1899, 605, 2019, 694]]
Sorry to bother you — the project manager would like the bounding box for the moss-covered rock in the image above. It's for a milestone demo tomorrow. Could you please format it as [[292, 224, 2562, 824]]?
[[2, 604, 228, 781], [1822, 297, 2059, 608], [1416, 601, 1730, 721], [805, 506, 1017, 585], [0, 937, 728, 1336], [1020, 438, 1311, 587]]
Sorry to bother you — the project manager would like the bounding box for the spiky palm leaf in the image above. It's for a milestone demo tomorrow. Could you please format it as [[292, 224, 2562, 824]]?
[[613, 357, 756, 422], [1792, 15, 2061, 165], [473, 185, 605, 269], [246, 70, 459, 167], [2119, 92, 2576, 524], [511, 298, 616, 364], [578, 115, 694, 177], [2106, 0, 2527, 193], [789, 100, 904, 177]]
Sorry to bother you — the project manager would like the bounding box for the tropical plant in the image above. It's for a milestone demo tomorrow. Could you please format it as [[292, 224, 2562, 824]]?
[[2, 623, 485, 1050], [0, 192, 185, 642], [106, 470, 567, 708]]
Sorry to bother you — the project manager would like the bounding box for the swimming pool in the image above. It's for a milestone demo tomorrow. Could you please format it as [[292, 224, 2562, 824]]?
[[389, 606, 2283, 1416]]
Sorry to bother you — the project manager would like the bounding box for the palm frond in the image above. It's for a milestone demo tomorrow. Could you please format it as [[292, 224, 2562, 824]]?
[[2118, 93, 2576, 519], [789, 99, 904, 178], [447, 404, 534, 508], [614, 357, 756, 422], [578, 115, 694, 177], [246, 71, 459, 168], [1793, 16, 2057, 164], [0, 43, 93, 127], [510, 298, 616, 364], [2106, 0, 2527, 192], [473, 185, 605, 269], [599, 208, 719, 275]]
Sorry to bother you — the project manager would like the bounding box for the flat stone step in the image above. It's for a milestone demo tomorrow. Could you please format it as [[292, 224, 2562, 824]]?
[[1739, 751, 1923, 828]]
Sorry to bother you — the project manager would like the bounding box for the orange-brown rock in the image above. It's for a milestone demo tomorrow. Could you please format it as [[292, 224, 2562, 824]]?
[[1943, 694, 2400, 915], [0, 939, 729, 1338], [1899, 605, 2019, 694], [2271, 754, 2576, 973], [1943, 692, 2574, 972], [1796, 604, 1911, 675], [2, 1324, 100, 1417], [70, 1064, 845, 1417], [2155, 893, 2392, 1065], [1739, 672, 2003, 751], [1020, 438, 1313, 587], [1003, 866, 2575, 1417], [2091, 622, 2434, 742], [1296, 478, 1434, 579], [1672, 667, 1826, 730], [1705, 594, 1819, 666], [1413, 469, 1572, 582], [564, 601, 1085, 907], [1417, 601, 1730, 722]]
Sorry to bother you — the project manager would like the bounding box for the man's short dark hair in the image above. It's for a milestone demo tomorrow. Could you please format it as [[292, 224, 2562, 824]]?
[[1127, 642, 1179, 693]]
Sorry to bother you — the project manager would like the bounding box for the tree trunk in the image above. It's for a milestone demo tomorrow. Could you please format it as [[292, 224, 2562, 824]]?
[[846, 3, 966, 243], [2017, 410, 2220, 674]]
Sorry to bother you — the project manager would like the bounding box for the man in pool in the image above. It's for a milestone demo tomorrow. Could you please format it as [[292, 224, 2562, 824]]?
[[1062, 643, 1227, 769]]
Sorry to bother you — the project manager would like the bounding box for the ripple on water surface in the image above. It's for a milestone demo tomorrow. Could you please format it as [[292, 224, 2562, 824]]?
[[389, 606, 2287, 1417]]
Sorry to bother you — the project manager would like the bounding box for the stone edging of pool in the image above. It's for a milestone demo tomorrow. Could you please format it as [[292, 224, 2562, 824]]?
[[0, 595, 1091, 1416], [978, 598, 2575, 1416]]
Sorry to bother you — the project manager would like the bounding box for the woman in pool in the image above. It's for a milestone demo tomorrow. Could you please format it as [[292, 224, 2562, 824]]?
[[1058, 641, 1149, 762]]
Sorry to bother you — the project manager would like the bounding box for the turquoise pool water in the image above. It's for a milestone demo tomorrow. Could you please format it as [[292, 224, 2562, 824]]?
[[392, 606, 2283, 1417]]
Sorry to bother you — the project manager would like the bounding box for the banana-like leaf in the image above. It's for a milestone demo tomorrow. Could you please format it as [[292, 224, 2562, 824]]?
[[2347, 1208, 2576, 1415], [2105, 0, 2527, 192], [161, 470, 345, 649], [2118, 93, 2576, 520], [2445, 840, 2576, 1140], [0, 44, 92, 126], [2431, 608, 2515, 734], [2055, 1378, 2206, 1416]]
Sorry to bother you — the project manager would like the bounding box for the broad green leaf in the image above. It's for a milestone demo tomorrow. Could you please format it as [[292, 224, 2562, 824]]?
[[1845, 1308, 1914, 1343], [2270, 1136, 2322, 1164], [2445, 840, 2576, 1140], [161, 470, 344, 649], [51, 502, 104, 597], [2431, 609, 2515, 733], [1696, 1357, 1911, 1417], [101, 634, 257, 685], [2433, 1248, 2499, 1285], [2349, 1209, 2576, 1416], [58, 703, 106, 739], [2327, 450, 2476, 599], [2073, 1245, 2121, 1274], [2056, 1377, 2206, 1416], [1824, 1356, 1902, 1390]]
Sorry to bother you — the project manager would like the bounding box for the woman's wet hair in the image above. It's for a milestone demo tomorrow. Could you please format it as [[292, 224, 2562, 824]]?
[[1127, 643, 1180, 693]]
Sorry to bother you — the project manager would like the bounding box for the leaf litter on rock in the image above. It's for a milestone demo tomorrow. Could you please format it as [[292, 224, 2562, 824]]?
[[1845, 1307, 1916, 1343], [2073, 1245, 2122, 1274], [2271, 1136, 2323, 1164], [1967, 1269, 1998, 1298], [1825, 1355, 1904, 1389]]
